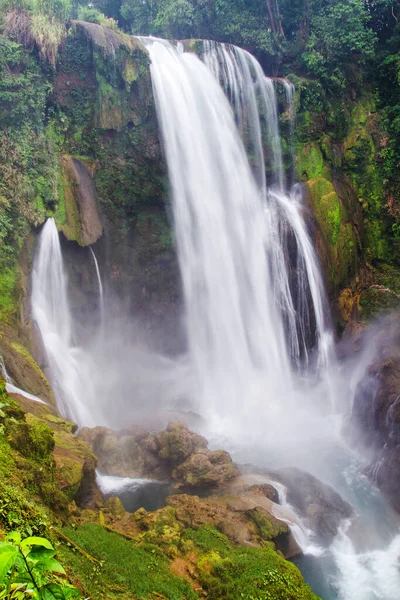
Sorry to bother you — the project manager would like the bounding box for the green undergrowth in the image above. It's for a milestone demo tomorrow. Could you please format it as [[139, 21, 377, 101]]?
[[0, 378, 69, 535], [184, 526, 318, 600], [60, 523, 197, 599], [60, 522, 319, 600]]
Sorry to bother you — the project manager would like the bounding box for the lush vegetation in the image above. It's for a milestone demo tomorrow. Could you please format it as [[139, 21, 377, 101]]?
[[0, 531, 79, 599], [60, 522, 318, 600]]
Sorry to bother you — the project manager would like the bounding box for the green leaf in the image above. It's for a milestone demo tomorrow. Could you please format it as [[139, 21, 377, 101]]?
[[6, 531, 21, 544], [39, 583, 75, 599], [27, 547, 56, 563], [20, 537, 54, 551], [33, 558, 65, 575], [0, 544, 19, 581]]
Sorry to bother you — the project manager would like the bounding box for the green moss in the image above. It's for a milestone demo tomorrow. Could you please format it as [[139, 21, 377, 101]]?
[[0, 382, 67, 533], [307, 177, 341, 246], [185, 526, 319, 600], [359, 286, 400, 320], [60, 523, 197, 599], [57, 160, 82, 243], [182, 525, 231, 554], [7, 419, 55, 463], [248, 507, 288, 542], [199, 544, 319, 600], [296, 142, 324, 180], [0, 263, 18, 323], [123, 58, 138, 88]]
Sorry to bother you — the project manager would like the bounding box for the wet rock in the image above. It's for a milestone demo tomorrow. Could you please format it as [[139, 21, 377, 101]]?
[[350, 313, 400, 512], [271, 467, 353, 543], [78, 425, 144, 478], [104, 496, 126, 519], [79, 421, 240, 491]]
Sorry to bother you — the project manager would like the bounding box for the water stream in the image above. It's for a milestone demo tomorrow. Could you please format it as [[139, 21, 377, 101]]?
[[31, 39, 400, 600], [89, 246, 105, 330]]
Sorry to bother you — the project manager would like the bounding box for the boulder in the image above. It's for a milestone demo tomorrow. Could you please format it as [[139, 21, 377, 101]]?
[[80, 421, 240, 491], [270, 467, 353, 543], [28, 413, 102, 508]]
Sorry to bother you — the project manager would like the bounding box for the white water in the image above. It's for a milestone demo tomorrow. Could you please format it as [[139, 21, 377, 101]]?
[[31, 218, 100, 425], [332, 521, 400, 600], [142, 37, 335, 427], [96, 472, 153, 495], [89, 246, 105, 330]]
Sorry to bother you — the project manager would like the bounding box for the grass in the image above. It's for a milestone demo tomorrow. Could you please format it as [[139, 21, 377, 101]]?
[[60, 523, 197, 599]]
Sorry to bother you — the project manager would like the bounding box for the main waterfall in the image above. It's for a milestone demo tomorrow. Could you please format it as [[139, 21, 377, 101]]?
[[141, 37, 334, 425]]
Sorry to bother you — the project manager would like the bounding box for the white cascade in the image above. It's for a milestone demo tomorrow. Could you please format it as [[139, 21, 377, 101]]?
[[142, 37, 335, 425], [203, 40, 334, 376], [31, 218, 100, 425]]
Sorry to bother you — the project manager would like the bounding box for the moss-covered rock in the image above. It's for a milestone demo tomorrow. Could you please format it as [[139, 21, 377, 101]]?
[[296, 142, 324, 180], [0, 325, 55, 406]]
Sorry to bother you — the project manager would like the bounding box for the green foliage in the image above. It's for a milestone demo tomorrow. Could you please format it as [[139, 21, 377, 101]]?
[[301, 1, 376, 91], [0, 531, 80, 599], [77, 5, 119, 29], [60, 523, 197, 599]]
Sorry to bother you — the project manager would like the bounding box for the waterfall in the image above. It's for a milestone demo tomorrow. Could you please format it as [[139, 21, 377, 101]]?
[[89, 246, 105, 330], [141, 37, 334, 423], [31, 218, 99, 425]]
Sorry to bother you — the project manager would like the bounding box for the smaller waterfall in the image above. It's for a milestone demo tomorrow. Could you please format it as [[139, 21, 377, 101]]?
[[31, 218, 99, 425], [89, 246, 105, 330], [0, 355, 45, 404]]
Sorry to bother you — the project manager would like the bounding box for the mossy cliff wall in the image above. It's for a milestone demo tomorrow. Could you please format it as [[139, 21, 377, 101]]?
[[0, 23, 180, 348], [289, 77, 400, 320]]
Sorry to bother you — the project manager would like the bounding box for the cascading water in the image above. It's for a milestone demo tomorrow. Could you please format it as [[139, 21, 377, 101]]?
[[142, 37, 334, 426], [89, 246, 105, 330], [31, 218, 100, 425], [141, 37, 400, 600]]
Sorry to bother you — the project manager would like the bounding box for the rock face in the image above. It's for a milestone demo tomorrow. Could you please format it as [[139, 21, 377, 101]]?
[[79, 421, 240, 490], [61, 157, 103, 246], [351, 313, 400, 512], [271, 467, 353, 543]]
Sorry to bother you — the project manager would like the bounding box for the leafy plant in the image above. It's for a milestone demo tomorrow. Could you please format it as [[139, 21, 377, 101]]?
[[0, 531, 80, 599]]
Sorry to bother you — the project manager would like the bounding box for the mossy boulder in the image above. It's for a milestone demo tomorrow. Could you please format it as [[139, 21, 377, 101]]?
[[0, 324, 55, 406], [24, 412, 102, 507], [305, 176, 359, 293], [58, 515, 317, 598]]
